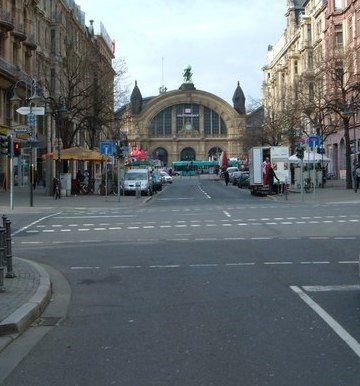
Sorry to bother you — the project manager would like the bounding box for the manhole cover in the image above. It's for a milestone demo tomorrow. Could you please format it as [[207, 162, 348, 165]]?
[[32, 317, 62, 327]]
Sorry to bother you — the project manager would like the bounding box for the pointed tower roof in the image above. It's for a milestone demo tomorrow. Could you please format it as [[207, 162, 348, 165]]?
[[130, 80, 143, 114], [232, 81, 246, 115]]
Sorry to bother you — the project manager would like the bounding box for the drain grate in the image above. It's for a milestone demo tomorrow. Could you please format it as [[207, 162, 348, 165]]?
[[32, 317, 62, 327]]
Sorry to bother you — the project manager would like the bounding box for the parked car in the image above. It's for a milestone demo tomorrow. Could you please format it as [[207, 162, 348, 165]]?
[[123, 168, 153, 196], [160, 171, 173, 183], [151, 171, 163, 192], [237, 172, 250, 188], [230, 171, 243, 185]]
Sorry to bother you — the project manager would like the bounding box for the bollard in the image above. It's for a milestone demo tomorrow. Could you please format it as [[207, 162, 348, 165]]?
[[4, 219, 15, 278], [0, 227, 6, 292], [135, 182, 141, 199]]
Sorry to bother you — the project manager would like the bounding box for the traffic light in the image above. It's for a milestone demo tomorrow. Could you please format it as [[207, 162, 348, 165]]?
[[13, 142, 21, 157], [115, 144, 123, 159], [0, 136, 11, 157], [0, 136, 8, 155], [296, 145, 304, 160]]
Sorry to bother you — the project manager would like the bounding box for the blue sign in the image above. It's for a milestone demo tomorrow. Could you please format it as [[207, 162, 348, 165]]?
[[99, 141, 114, 156], [308, 135, 320, 148]]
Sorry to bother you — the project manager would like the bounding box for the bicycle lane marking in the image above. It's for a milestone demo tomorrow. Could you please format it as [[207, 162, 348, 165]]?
[[290, 285, 360, 358]]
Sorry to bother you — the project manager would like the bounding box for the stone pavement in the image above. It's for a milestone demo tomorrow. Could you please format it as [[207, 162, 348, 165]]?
[[0, 178, 359, 351]]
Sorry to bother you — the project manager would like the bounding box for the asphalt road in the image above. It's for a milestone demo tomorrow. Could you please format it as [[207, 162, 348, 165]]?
[[3, 177, 360, 385]]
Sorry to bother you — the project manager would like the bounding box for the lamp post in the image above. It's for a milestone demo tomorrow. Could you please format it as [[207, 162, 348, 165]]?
[[44, 96, 69, 195], [10, 77, 43, 207]]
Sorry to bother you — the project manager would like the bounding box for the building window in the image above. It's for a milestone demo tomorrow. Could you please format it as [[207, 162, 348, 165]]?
[[294, 60, 298, 75], [176, 104, 200, 132], [335, 24, 343, 46], [204, 107, 227, 137], [149, 107, 172, 137], [50, 29, 56, 54], [334, 0, 344, 10]]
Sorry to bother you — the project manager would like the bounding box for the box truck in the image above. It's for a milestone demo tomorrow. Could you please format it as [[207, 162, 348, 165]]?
[[249, 146, 290, 195]]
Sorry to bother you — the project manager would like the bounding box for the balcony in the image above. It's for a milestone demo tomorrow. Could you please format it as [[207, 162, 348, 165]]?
[[23, 34, 37, 51], [0, 10, 14, 32], [11, 24, 26, 42]]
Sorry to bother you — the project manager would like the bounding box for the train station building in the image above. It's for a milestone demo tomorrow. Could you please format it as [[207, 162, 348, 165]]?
[[115, 68, 247, 166]]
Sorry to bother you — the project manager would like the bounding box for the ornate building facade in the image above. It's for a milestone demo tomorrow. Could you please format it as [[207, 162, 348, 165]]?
[[116, 73, 247, 166], [0, 0, 114, 190], [263, 0, 360, 179]]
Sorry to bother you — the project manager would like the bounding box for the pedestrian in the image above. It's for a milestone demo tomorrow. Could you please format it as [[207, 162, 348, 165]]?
[[224, 170, 230, 186], [354, 163, 360, 193], [268, 165, 279, 194], [263, 157, 271, 185]]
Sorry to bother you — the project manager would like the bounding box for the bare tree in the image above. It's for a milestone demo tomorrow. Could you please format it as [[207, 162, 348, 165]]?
[[320, 47, 360, 188]]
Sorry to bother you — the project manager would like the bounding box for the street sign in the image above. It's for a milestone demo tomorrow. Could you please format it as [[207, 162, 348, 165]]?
[[16, 106, 45, 116], [100, 141, 114, 156], [308, 135, 320, 148], [14, 126, 30, 133]]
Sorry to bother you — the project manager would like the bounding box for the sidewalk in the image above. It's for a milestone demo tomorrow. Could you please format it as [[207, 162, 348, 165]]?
[[0, 179, 359, 350]]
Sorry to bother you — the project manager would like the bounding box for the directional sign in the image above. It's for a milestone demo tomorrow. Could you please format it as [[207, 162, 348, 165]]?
[[308, 135, 320, 148], [14, 126, 30, 133], [99, 141, 114, 156], [16, 106, 45, 116]]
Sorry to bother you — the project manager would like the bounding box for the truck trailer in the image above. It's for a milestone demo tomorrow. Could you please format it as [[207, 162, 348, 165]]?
[[249, 146, 290, 196]]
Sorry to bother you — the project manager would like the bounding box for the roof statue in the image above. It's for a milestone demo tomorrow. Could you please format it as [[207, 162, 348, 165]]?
[[183, 65, 193, 83], [179, 65, 196, 90], [232, 81, 246, 115], [130, 80, 143, 114]]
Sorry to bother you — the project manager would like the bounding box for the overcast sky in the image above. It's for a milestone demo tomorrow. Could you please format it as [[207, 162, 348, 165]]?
[[75, 1, 287, 107]]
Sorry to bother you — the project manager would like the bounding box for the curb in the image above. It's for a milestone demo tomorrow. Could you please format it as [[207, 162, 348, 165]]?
[[0, 258, 52, 336]]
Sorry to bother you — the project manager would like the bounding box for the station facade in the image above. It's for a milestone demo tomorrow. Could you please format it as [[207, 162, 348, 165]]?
[[116, 75, 247, 166]]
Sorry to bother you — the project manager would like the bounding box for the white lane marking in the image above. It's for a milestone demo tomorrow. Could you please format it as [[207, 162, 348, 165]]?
[[335, 237, 357, 240], [42, 229, 55, 233], [60, 229, 71, 232], [159, 225, 172, 228], [26, 230, 39, 233], [71, 266, 101, 270], [195, 238, 217, 241], [12, 212, 62, 236], [94, 228, 107, 231], [149, 265, 180, 268], [338, 261, 358, 264], [302, 285, 360, 292], [20, 241, 43, 244], [78, 228, 90, 231], [300, 261, 330, 264], [127, 226, 140, 229], [190, 264, 218, 267], [57, 215, 135, 219], [143, 226, 155, 229], [112, 265, 142, 269], [290, 286, 360, 358], [223, 211, 231, 218], [264, 261, 293, 265], [224, 237, 246, 240], [108, 227, 122, 230], [226, 262, 255, 266]]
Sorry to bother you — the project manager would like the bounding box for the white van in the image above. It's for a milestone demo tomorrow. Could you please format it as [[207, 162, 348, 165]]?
[[123, 168, 153, 196]]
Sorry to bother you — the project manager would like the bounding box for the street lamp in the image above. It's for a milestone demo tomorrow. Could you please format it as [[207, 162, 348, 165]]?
[[10, 77, 43, 207]]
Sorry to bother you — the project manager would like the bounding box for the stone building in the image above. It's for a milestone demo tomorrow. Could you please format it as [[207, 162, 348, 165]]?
[[115, 69, 247, 166], [0, 0, 114, 190], [263, 0, 360, 180]]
